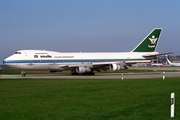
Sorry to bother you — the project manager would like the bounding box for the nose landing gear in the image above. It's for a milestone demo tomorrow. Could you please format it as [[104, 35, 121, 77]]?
[[21, 71, 26, 77]]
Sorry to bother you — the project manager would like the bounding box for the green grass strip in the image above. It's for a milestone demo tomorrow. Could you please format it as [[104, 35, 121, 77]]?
[[0, 78, 180, 119]]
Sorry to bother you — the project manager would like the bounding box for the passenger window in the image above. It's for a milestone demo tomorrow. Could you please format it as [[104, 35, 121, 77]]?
[[15, 52, 21, 54]]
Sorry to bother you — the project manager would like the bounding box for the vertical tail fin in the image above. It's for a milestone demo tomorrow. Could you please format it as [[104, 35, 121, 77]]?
[[166, 57, 172, 64], [132, 28, 162, 52]]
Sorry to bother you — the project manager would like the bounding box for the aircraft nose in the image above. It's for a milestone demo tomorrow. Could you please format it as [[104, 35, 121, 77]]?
[[3, 60, 6, 64], [3, 58, 8, 64]]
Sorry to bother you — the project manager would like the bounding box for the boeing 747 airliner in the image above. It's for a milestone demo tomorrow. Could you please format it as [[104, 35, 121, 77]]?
[[3, 28, 172, 76]]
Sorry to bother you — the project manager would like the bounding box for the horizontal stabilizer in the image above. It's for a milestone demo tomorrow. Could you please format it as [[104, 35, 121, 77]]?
[[142, 52, 174, 58]]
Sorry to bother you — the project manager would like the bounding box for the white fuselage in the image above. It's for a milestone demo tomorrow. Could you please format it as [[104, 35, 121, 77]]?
[[4, 50, 158, 71], [166, 58, 180, 67], [168, 62, 180, 67]]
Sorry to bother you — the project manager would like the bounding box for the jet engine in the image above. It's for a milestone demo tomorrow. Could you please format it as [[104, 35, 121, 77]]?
[[76, 66, 91, 74], [109, 62, 126, 71], [109, 64, 121, 71]]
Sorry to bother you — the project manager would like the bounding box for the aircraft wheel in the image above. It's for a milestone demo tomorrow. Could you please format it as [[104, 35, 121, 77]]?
[[21, 71, 26, 77], [83, 72, 95, 75], [71, 72, 79, 75], [90, 72, 95, 75]]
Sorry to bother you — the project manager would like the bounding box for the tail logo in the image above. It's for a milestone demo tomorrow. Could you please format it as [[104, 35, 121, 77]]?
[[149, 35, 158, 44]]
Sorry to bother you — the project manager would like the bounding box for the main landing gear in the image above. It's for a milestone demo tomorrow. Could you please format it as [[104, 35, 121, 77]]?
[[21, 71, 26, 77], [82, 72, 95, 75], [71, 71, 95, 75]]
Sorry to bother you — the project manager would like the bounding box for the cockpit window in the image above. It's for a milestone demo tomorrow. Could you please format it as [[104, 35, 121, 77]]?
[[15, 52, 21, 54]]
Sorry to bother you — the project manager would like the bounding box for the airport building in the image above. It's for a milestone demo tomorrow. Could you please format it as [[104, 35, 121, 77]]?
[[134, 55, 180, 67], [156, 55, 180, 64]]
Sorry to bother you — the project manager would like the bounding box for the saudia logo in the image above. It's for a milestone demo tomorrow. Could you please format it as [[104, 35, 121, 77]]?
[[148, 35, 158, 48], [149, 35, 157, 44], [40, 55, 52, 58]]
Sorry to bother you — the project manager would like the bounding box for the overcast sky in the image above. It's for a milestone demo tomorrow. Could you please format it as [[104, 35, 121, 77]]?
[[1, 0, 180, 63]]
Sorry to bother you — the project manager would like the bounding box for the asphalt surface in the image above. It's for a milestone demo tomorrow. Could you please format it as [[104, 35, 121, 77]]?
[[0, 67, 180, 79], [129, 66, 180, 71], [1, 72, 180, 79]]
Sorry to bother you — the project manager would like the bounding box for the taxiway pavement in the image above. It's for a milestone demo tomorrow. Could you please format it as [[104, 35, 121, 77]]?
[[1, 72, 180, 79], [1, 66, 180, 79]]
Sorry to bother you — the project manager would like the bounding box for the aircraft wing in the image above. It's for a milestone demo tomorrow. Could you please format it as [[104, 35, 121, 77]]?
[[61, 60, 150, 71], [58, 61, 127, 72], [66, 61, 124, 68]]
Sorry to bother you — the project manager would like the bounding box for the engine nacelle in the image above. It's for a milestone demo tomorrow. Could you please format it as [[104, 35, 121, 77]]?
[[109, 64, 121, 71], [109, 63, 126, 71], [76, 66, 91, 74]]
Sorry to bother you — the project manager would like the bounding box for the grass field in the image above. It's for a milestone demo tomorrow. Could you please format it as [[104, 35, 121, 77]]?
[[0, 78, 180, 119]]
